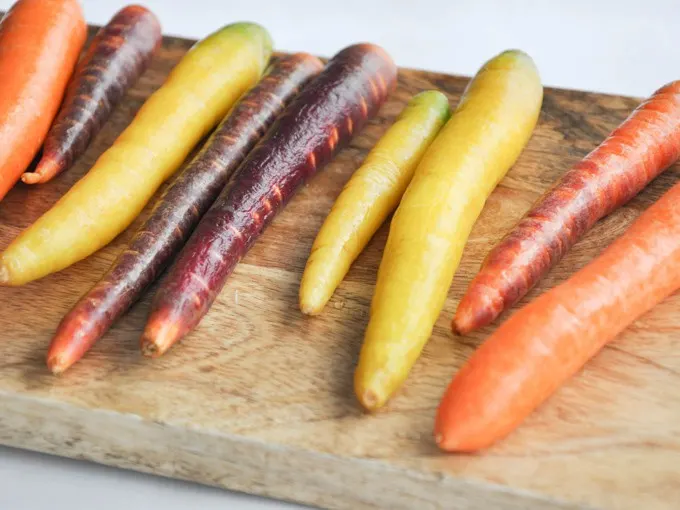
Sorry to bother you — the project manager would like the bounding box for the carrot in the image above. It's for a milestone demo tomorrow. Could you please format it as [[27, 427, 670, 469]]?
[[453, 80, 680, 335], [299, 90, 451, 315], [355, 50, 543, 411], [0, 0, 86, 200], [22, 5, 162, 184], [0, 23, 272, 286], [47, 54, 323, 374], [436, 179, 680, 452], [141, 43, 397, 357]]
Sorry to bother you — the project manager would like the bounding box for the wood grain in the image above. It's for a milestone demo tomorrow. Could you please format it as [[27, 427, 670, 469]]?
[[1, 27, 679, 510]]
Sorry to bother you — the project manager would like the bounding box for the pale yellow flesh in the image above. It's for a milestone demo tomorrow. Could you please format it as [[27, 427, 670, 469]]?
[[0, 23, 272, 285], [300, 91, 451, 315], [355, 50, 543, 410]]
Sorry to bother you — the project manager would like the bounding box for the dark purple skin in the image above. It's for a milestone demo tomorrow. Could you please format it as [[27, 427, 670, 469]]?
[[142, 43, 398, 356], [47, 53, 324, 373], [25, 5, 162, 184]]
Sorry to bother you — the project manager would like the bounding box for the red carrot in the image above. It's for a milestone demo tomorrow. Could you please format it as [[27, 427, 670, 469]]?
[[141, 43, 397, 357], [453, 81, 680, 334], [22, 5, 161, 184], [46, 54, 323, 374], [437, 178, 680, 452], [0, 0, 86, 200]]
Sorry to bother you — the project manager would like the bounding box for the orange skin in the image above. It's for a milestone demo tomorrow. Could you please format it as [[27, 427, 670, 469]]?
[[436, 180, 680, 452], [0, 0, 86, 200], [453, 81, 680, 335]]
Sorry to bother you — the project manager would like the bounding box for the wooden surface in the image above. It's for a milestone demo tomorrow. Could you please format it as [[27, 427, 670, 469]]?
[[1, 29, 679, 510]]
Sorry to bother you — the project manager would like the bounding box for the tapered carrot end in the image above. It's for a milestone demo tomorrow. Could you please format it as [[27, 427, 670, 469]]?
[[47, 332, 86, 375], [299, 298, 323, 316], [356, 388, 383, 412], [21, 172, 43, 184], [47, 354, 71, 375], [22, 157, 65, 184], [434, 380, 503, 453], [141, 315, 183, 358], [434, 415, 470, 453], [47, 305, 110, 374], [452, 290, 498, 335], [434, 412, 465, 452], [354, 370, 390, 412], [451, 313, 475, 336], [299, 271, 331, 316], [434, 424, 486, 453], [434, 431, 460, 452]]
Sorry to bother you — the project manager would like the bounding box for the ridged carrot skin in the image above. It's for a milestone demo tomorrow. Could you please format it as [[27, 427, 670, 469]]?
[[355, 50, 543, 411], [46, 54, 323, 374], [437, 179, 680, 452], [0, 0, 86, 200], [453, 80, 680, 335], [299, 90, 451, 315], [23, 5, 162, 184], [0, 23, 272, 286], [141, 43, 397, 357]]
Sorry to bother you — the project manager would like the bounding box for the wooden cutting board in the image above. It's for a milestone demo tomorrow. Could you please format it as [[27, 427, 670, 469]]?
[[1, 27, 679, 510]]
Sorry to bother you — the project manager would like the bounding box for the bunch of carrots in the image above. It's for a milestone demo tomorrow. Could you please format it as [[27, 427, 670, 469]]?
[[0, 0, 161, 197], [2, 0, 680, 454]]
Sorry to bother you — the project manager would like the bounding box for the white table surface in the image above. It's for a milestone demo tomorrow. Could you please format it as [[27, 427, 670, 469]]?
[[0, 1, 678, 508]]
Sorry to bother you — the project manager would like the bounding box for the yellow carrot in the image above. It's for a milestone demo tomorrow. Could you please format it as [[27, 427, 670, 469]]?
[[299, 91, 450, 315], [355, 50, 543, 411], [0, 23, 272, 286]]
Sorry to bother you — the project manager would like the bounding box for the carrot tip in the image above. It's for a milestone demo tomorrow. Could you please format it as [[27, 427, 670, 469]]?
[[47, 355, 68, 375], [451, 314, 475, 335], [357, 389, 381, 412], [451, 320, 466, 336], [23, 158, 64, 184], [435, 437, 457, 452], [20, 172, 43, 184], [299, 302, 320, 316], [141, 319, 181, 358], [433, 429, 459, 452], [140, 339, 160, 357]]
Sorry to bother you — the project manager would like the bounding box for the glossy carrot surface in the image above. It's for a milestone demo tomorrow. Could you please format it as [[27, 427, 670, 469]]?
[[142, 43, 397, 357], [299, 90, 450, 315], [0, 0, 86, 199], [47, 53, 323, 374], [355, 50, 542, 411], [0, 23, 272, 286], [437, 179, 680, 452], [454, 80, 680, 334], [23, 5, 162, 184]]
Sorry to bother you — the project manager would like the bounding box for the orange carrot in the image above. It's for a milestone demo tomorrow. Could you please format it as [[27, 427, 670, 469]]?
[[0, 0, 86, 200], [436, 180, 680, 452], [453, 81, 680, 334]]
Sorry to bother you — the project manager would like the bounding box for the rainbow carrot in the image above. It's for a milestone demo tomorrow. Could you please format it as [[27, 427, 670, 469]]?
[[47, 54, 323, 374], [0, 23, 272, 286], [141, 44, 397, 357], [437, 178, 680, 452], [0, 0, 86, 199], [299, 90, 451, 315], [23, 5, 162, 184], [453, 80, 680, 334], [355, 50, 542, 411]]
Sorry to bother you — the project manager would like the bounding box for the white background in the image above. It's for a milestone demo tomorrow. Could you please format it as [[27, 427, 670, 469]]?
[[0, 0, 677, 509]]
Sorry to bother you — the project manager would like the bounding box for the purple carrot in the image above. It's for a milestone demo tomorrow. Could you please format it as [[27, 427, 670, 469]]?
[[47, 53, 323, 374], [23, 5, 161, 184], [141, 43, 397, 357]]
